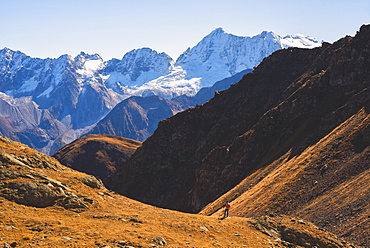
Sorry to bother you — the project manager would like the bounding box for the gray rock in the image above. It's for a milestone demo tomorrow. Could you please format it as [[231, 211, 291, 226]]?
[[9, 242, 18, 247], [0, 152, 31, 169], [79, 176, 105, 189], [0, 136, 15, 145], [1, 181, 62, 207], [2, 242, 10, 248], [199, 226, 209, 231], [56, 196, 89, 212], [38, 175, 69, 191], [152, 236, 167, 246]]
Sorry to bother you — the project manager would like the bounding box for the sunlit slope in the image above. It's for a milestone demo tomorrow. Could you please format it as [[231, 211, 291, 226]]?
[[0, 136, 355, 247], [201, 107, 369, 247]]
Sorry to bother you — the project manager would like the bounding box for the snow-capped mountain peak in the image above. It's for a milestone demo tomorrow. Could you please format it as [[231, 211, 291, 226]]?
[[280, 34, 321, 48], [175, 29, 321, 87], [74, 52, 105, 77]]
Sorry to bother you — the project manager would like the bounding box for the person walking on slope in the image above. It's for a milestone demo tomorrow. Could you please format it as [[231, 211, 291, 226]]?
[[224, 201, 231, 218]]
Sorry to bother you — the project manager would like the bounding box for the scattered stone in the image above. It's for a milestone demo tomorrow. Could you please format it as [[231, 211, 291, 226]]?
[[129, 217, 142, 223], [83, 196, 95, 204], [152, 236, 167, 246], [79, 176, 104, 189], [9, 242, 18, 247], [29, 226, 43, 232], [234, 233, 241, 236], [116, 241, 127, 245], [56, 196, 89, 212], [1, 243, 10, 248], [0, 136, 15, 145], [199, 226, 209, 231], [0, 152, 29, 168], [23, 174, 35, 179], [298, 220, 305, 224], [5, 226, 18, 230]]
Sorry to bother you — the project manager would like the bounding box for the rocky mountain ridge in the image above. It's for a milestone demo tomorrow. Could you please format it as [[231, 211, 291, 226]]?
[[0, 29, 320, 154], [105, 25, 370, 247]]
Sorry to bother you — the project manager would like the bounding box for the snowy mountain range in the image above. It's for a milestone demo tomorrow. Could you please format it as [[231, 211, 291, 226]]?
[[0, 28, 321, 154]]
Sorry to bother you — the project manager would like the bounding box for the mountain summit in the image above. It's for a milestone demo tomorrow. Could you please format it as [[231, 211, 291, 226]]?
[[176, 28, 321, 87]]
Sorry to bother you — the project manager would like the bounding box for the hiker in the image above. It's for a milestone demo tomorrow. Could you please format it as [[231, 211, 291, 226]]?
[[224, 201, 230, 218]]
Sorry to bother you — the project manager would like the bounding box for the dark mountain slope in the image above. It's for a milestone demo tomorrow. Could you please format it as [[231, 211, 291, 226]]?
[[105, 40, 325, 209], [106, 24, 369, 216], [201, 105, 369, 247], [189, 68, 253, 105], [53, 134, 141, 179]]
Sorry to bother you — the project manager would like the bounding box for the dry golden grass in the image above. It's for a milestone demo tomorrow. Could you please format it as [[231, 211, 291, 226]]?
[[200, 107, 369, 247], [74, 134, 142, 152], [0, 136, 357, 247], [0, 137, 285, 247]]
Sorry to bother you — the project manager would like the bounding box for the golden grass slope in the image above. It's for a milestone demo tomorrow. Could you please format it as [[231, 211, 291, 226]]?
[[0, 136, 356, 247], [201, 106, 369, 247]]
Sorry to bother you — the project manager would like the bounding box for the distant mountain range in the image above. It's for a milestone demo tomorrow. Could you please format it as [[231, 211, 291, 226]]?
[[0, 28, 321, 154]]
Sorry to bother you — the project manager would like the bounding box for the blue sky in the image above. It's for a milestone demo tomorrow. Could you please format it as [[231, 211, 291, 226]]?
[[1, 0, 369, 60]]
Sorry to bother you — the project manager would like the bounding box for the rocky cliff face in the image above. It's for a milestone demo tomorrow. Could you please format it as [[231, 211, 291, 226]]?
[[106, 25, 370, 247], [53, 134, 141, 179]]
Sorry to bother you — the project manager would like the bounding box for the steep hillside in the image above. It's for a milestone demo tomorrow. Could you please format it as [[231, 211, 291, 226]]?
[[200, 106, 370, 247], [0, 136, 354, 248], [106, 25, 370, 247], [53, 134, 141, 179]]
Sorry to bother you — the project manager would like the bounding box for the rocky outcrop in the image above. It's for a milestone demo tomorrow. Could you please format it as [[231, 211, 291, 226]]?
[[53, 134, 141, 179], [105, 25, 370, 247], [79, 176, 105, 189], [0, 135, 106, 212]]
